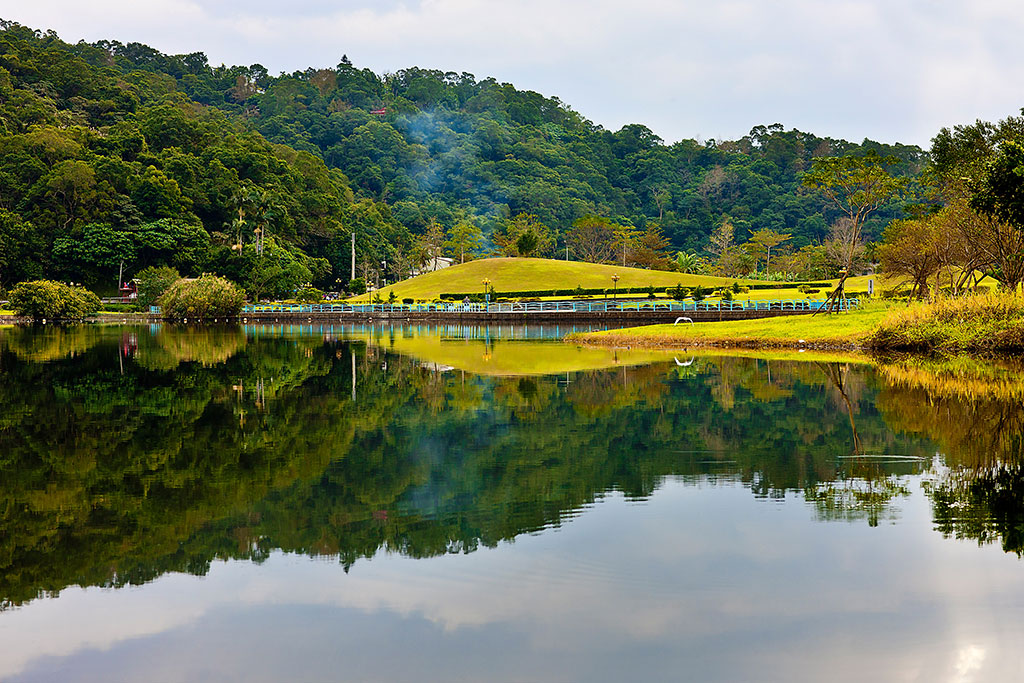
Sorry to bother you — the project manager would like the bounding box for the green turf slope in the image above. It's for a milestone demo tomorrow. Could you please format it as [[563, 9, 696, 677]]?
[[353, 257, 736, 301]]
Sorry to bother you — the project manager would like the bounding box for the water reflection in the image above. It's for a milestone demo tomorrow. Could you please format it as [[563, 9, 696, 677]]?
[[1, 325, 1024, 680]]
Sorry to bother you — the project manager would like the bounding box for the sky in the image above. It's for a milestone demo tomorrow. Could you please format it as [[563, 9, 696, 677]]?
[[4, 0, 1024, 148]]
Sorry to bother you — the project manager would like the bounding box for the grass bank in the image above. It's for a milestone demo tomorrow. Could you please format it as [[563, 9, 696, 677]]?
[[866, 293, 1024, 352], [569, 301, 893, 350], [572, 294, 1024, 353]]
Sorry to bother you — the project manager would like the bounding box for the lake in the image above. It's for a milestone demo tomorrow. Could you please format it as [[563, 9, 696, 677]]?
[[1, 323, 1022, 682]]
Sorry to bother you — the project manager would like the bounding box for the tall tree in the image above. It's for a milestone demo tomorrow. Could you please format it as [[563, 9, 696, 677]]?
[[566, 215, 616, 263], [877, 216, 942, 299], [747, 228, 791, 271], [444, 219, 483, 264], [803, 152, 906, 310]]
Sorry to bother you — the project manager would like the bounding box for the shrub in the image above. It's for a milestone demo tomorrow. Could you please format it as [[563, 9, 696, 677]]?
[[136, 266, 181, 309], [670, 284, 689, 300], [158, 275, 245, 319], [9, 280, 101, 321], [721, 289, 734, 301], [691, 285, 707, 302], [402, 298, 414, 304], [387, 291, 397, 304]]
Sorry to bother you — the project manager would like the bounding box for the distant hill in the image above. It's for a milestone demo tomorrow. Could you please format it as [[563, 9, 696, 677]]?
[[0, 20, 926, 292]]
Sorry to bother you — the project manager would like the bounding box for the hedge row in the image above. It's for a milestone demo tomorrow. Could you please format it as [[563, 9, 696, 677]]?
[[439, 282, 831, 299]]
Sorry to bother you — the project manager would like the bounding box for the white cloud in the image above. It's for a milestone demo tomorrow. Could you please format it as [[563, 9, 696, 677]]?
[[5, 1, 1024, 146]]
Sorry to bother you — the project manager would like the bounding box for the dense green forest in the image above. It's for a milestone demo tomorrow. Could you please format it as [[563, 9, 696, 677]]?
[[0, 21, 927, 292]]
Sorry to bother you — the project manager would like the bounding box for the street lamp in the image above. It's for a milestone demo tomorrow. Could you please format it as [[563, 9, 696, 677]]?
[[611, 273, 620, 300], [482, 278, 491, 305]]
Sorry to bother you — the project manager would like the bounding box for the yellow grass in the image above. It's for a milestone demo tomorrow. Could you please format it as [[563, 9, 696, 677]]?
[[569, 301, 896, 350]]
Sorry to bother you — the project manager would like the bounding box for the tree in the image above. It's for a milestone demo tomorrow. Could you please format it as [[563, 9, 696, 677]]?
[[567, 215, 616, 263], [674, 251, 705, 274], [515, 230, 539, 256], [803, 152, 906, 310], [444, 219, 483, 264], [707, 218, 735, 259], [970, 140, 1024, 290], [877, 217, 942, 298], [747, 228, 791, 271], [630, 225, 673, 270], [136, 265, 180, 308], [491, 214, 553, 258], [420, 218, 447, 269], [51, 223, 136, 286]]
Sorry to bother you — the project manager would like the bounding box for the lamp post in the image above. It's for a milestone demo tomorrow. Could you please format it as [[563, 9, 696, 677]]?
[[482, 278, 491, 305], [611, 273, 620, 300]]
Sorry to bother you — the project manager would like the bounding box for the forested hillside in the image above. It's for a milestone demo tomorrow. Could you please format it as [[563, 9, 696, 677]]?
[[0, 20, 926, 291]]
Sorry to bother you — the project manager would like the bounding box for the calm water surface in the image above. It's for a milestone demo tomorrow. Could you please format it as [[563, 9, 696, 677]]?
[[1, 324, 1023, 681]]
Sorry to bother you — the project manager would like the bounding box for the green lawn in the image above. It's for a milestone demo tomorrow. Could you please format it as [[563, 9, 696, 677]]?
[[570, 301, 896, 349], [351, 258, 740, 302], [350, 258, 962, 304]]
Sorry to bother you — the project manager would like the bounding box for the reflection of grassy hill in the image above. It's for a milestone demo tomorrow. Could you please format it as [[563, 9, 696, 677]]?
[[351, 330, 676, 375], [352, 258, 735, 302]]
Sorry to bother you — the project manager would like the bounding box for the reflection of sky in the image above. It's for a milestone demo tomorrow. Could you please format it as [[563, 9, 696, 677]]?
[[3, 479, 1021, 682]]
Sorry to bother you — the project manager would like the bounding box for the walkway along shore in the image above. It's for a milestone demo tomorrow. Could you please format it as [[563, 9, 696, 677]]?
[[0, 299, 859, 326]]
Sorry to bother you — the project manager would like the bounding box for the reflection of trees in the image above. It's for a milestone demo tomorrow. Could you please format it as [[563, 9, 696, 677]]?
[[0, 337, 933, 609], [877, 356, 1024, 553], [0, 325, 109, 362]]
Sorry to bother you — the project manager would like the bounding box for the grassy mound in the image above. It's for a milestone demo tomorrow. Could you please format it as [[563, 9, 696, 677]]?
[[866, 294, 1024, 352], [352, 258, 735, 301]]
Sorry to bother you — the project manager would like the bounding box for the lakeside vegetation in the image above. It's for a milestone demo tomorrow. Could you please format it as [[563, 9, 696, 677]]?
[[573, 294, 1024, 352]]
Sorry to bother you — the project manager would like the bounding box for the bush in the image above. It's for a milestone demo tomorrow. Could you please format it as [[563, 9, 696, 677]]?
[[158, 275, 245, 319], [669, 284, 689, 300], [9, 280, 101, 321], [136, 265, 181, 309], [691, 285, 707, 302], [402, 298, 414, 304], [721, 289, 734, 301]]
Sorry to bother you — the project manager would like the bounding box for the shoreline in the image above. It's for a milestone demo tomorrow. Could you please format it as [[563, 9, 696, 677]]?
[[568, 335, 866, 352]]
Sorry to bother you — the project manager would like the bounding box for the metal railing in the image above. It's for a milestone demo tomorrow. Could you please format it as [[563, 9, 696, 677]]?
[[240, 299, 860, 315]]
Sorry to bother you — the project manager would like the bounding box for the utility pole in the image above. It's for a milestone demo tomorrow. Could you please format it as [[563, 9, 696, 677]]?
[[350, 232, 356, 282]]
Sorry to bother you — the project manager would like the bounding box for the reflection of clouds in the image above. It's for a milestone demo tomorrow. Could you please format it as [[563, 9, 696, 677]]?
[[954, 645, 987, 683], [4, 482, 1024, 681]]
